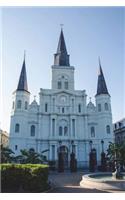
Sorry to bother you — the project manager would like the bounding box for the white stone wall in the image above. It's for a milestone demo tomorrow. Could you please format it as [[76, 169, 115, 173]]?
[[9, 65, 114, 167]]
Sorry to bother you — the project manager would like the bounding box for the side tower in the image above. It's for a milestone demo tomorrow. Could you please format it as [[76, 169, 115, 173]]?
[[9, 55, 30, 154], [95, 59, 114, 153]]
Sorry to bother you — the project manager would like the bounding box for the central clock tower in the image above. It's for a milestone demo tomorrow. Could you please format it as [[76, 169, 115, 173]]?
[[51, 29, 75, 91]]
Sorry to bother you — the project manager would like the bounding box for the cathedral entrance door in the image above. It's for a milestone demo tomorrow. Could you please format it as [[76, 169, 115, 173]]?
[[58, 146, 68, 169]]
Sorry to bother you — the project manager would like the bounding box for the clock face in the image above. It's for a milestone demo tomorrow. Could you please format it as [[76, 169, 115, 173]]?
[[60, 95, 66, 103]]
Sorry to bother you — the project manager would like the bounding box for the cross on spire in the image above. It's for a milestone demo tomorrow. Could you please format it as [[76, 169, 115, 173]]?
[[60, 24, 64, 30], [24, 50, 26, 60]]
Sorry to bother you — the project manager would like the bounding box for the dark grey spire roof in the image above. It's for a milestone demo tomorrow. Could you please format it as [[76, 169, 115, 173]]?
[[96, 58, 109, 96], [54, 29, 70, 66], [17, 55, 29, 92]]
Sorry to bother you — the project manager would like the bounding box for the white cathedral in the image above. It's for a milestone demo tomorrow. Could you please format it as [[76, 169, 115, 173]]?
[[9, 29, 114, 168]]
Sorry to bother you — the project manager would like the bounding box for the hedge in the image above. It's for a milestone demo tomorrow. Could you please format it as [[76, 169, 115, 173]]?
[[1, 164, 49, 193]]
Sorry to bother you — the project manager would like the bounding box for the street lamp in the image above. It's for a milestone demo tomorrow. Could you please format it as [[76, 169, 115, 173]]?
[[89, 140, 93, 151], [71, 140, 74, 153], [101, 140, 104, 152], [59, 140, 62, 146], [58, 140, 62, 153]]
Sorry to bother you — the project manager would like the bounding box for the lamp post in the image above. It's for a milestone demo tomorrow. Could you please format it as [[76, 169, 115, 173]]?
[[70, 140, 77, 172], [101, 140, 107, 171], [101, 140, 104, 152], [71, 140, 74, 153], [89, 140, 93, 152], [112, 146, 123, 179], [89, 140, 94, 172], [58, 140, 64, 172], [58, 140, 62, 149]]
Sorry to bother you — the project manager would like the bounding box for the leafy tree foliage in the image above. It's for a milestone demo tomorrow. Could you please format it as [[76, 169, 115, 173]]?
[[15, 149, 48, 164], [107, 142, 125, 170], [1, 146, 49, 164], [1, 146, 15, 163]]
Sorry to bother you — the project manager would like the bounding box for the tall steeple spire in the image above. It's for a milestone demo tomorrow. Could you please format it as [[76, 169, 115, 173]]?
[[54, 28, 70, 66], [17, 52, 29, 92], [96, 58, 109, 96]]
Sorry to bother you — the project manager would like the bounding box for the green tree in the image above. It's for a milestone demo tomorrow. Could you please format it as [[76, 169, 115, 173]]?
[[107, 142, 125, 170], [1, 146, 15, 163], [15, 149, 49, 164]]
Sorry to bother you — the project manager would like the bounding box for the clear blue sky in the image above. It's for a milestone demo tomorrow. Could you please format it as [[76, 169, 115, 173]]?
[[1, 7, 124, 132]]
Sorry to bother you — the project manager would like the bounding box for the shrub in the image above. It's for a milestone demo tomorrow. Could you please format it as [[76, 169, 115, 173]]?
[[1, 164, 49, 193]]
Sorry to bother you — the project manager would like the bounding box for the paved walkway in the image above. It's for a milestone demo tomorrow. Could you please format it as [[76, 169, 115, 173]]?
[[48, 171, 109, 193]]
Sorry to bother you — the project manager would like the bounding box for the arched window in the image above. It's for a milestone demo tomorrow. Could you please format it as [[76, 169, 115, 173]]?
[[62, 107, 65, 113], [78, 104, 81, 113], [17, 100, 21, 109], [106, 125, 110, 134], [15, 123, 20, 133], [72, 119, 75, 136], [64, 81, 68, 89], [52, 119, 55, 136], [58, 81, 62, 89], [59, 126, 62, 136], [45, 103, 48, 112], [15, 145, 18, 150], [29, 148, 35, 152], [91, 126, 95, 137], [12, 101, 15, 109], [25, 101, 28, 110], [117, 136, 120, 144], [105, 103, 108, 111], [98, 104, 101, 112], [64, 126, 68, 136], [115, 123, 117, 129], [31, 125, 35, 136]]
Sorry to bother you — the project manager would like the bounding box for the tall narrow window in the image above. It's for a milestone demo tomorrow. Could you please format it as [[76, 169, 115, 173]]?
[[53, 98, 55, 112], [105, 103, 108, 111], [64, 126, 68, 136], [78, 104, 81, 113], [119, 122, 122, 128], [31, 125, 35, 136], [45, 103, 48, 112], [72, 145, 76, 154], [106, 125, 110, 134], [62, 107, 64, 113], [12, 101, 15, 109], [72, 99, 74, 112], [72, 119, 75, 137], [98, 104, 101, 112], [91, 126, 95, 137], [15, 123, 20, 133], [25, 101, 28, 110], [59, 126, 62, 136], [52, 119, 55, 136], [58, 81, 61, 89], [17, 100, 21, 109], [52, 145, 55, 160], [15, 145, 18, 150], [64, 81, 68, 89]]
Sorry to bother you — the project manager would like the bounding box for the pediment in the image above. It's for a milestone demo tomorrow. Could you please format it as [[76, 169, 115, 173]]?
[[51, 90, 75, 96]]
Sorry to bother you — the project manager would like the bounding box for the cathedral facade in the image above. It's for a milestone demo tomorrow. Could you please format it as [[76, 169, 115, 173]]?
[[9, 29, 114, 168]]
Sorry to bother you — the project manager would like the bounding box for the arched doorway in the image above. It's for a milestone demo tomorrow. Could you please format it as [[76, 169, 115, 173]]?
[[58, 145, 68, 170]]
